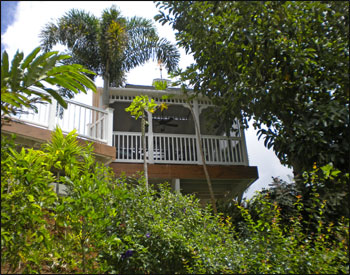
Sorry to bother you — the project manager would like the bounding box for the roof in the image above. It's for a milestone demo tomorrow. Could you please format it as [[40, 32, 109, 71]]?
[[125, 83, 186, 93]]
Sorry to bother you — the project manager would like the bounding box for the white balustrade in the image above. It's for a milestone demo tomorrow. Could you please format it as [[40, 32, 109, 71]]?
[[201, 135, 245, 165], [13, 100, 51, 128], [113, 132, 147, 162], [153, 133, 198, 164], [113, 132, 247, 165], [10, 96, 113, 145]]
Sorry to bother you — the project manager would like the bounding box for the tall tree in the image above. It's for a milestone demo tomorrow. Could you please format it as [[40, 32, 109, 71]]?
[[155, 1, 349, 177], [40, 5, 180, 107]]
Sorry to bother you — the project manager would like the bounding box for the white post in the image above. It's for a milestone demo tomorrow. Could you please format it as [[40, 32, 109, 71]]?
[[240, 124, 249, 165], [99, 91, 103, 108], [106, 107, 114, 146], [47, 97, 57, 130], [147, 101, 154, 164], [192, 99, 203, 164], [171, 178, 180, 194]]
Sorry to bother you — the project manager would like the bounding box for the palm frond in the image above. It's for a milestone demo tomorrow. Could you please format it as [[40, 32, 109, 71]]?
[[122, 17, 180, 73], [40, 9, 101, 74]]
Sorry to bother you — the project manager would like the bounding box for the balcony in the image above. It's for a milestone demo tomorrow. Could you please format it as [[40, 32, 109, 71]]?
[[108, 86, 249, 166], [3, 95, 116, 164], [9, 97, 114, 144]]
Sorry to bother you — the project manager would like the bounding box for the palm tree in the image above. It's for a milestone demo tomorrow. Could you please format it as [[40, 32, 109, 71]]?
[[40, 5, 180, 107]]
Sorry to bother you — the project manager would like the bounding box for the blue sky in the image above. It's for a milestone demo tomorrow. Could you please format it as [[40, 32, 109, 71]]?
[[1, 1, 293, 198], [1, 1, 19, 52]]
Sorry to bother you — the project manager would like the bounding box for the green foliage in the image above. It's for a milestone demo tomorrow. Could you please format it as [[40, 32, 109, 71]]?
[[41, 127, 87, 178], [1, 47, 96, 119], [230, 192, 349, 274], [155, 1, 349, 176], [98, 179, 233, 274], [219, 163, 349, 241], [125, 95, 160, 186], [1, 129, 348, 273], [42, 127, 117, 273], [153, 79, 168, 90], [299, 163, 349, 230], [125, 95, 158, 119], [218, 163, 349, 273], [1, 134, 58, 274]]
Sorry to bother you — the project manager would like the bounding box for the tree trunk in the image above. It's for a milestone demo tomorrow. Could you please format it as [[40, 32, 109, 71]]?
[[291, 158, 304, 184], [102, 59, 110, 108], [56, 171, 60, 195], [187, 100, 217, 214], [141, 115, 149, 190], [81, 221, 86, 273]]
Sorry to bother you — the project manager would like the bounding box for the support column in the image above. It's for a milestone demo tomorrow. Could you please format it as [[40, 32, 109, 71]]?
[[106, 107, 114, 146], [47, 97, 57, 130], [99, 91, 103, 108], [239, 123, 249, 166], [171, 178, 181, 194]]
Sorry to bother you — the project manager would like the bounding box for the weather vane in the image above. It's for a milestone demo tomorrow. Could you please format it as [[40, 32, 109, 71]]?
[[157, 59, 163, 80]]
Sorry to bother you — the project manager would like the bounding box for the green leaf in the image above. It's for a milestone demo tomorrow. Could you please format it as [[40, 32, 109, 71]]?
[[27, 194, 35, 202], [21, 47, 41, 70], [42, 88, 68, 109], [1, 50, 9, 87], [9, 50, 24, 92], [153, 80, 168, 90], [44, 75, 79, 95]]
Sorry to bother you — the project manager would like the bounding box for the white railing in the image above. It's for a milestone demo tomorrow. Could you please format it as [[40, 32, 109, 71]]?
[[11, 97, 113, 145], [12, 99, 51, 128], [113, 131, 248, 165], [153, 133, 198, 164], [113, 132, 147, 162], [202, 135, 245, 165]]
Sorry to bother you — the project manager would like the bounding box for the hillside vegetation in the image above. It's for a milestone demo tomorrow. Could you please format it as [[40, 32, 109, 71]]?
[[1, 129, 348, 274]]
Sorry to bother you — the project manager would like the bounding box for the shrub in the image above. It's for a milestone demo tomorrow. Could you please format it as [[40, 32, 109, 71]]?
[[98, 177, 237, 274], [2, 130, 348, 274], [1, 134, 57, 274], [231, 192, 349, 274]]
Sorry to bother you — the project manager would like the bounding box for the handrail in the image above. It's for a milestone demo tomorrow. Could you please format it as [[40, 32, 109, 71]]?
[[201, 134, 241, 141], [88, 114, 106, 126], [65, 98, 108, 114]]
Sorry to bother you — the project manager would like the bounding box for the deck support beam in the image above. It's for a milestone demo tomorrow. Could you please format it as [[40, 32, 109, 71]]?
[[110, 162, 258, 181]]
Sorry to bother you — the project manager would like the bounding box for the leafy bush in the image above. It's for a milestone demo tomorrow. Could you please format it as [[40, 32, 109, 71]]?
[[219, 163, 349, 241], [218, 164, 349, 274], [1, 130, 349, 274], [230, 193, 349, 274], [98, 177, 236, 274], [1, 134, 58, 274]]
